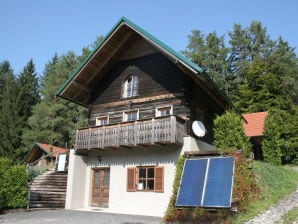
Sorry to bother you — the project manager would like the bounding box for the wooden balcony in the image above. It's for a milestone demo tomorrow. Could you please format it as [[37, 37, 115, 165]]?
[[75, 115, 186, 151]]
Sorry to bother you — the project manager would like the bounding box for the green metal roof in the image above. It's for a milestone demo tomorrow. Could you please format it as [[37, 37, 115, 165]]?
[[56, 16, 232, 108]]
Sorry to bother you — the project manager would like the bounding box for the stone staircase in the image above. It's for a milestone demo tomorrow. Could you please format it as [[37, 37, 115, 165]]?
[[29, 170, 68, 209]]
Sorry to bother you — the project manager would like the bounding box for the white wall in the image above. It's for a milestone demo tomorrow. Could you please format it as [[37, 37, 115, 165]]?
[[65, 149, 88, 209], [66, 137, 216, 216], [86, 145, 181, 217]]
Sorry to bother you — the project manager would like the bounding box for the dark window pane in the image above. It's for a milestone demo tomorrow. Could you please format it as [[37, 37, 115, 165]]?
[[147, 180, 154, 190], [147, 168, 154, 178], [139, 168, 146, 178]]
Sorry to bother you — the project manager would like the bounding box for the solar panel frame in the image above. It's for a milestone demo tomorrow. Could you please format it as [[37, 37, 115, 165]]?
[[175, 156, 235, 208]]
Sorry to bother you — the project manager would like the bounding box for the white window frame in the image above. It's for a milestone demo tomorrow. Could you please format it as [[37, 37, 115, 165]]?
[[123, 110, 139, 122], [123, 75, 138, 98], [95, 116, 109, 126], [155, 105, 173, 117]]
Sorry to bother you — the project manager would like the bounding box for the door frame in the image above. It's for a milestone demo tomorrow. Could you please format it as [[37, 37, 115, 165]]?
[[90, 167, 110, 208]]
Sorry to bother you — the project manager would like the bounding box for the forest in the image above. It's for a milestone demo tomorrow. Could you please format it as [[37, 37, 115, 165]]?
[[0, 21, 297, 165]]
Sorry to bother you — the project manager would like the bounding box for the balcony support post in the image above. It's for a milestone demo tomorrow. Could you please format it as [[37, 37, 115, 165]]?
[[151, 118, 155, 144], [134, 121, 138, 145], [88, 128, 91, 150], [171, 115, 176, 143]]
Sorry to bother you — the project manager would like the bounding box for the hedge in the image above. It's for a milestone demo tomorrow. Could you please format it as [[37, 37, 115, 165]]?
[[0, 157, 28, 210]]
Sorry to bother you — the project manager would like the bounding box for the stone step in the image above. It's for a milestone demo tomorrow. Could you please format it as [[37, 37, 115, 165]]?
[[29, 171, 68, 209], [30, 187, 67, 192], [31, 181, 67, 186], [33, 175, 67, 180], [30, 191, 66, 195], [30, 194, 66, 200], [29, 202, 65, 208]]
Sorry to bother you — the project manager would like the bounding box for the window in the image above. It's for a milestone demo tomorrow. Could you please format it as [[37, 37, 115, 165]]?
[[123, 75, 138, 98], [127, 166, 164, 192], [138, 167, 155, 190], [156, 106, 172, 117], [123, 110, 138, 122], [96, 116, 109, 126]]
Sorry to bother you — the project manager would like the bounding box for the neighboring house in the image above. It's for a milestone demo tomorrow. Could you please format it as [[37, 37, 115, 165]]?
[[243, 111, 268, 160], [56, 17, 232, 217], [24, 143, 69, 170]]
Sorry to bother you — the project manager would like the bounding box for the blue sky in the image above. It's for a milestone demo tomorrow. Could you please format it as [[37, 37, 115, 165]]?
[[0, 0, 297, 76]]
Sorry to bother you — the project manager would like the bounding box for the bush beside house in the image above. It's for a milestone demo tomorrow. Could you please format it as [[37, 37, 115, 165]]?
[[0, 157, 28, 210], [213, 111, 252, 157]]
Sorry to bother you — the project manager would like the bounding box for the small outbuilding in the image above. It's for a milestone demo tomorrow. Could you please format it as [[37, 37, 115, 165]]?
[[24, 143, 69, 171], [243, 111, 268, 160]]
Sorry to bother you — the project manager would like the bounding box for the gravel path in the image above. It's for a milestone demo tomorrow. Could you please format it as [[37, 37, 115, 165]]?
[[0, 209, 162, 224]]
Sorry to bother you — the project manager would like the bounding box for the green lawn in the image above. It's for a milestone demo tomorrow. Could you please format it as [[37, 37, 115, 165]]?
[[232, 162, 298, 223]]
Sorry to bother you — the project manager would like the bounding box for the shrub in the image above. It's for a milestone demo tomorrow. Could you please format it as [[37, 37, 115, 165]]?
[[0, 157, 28, 209], [0, 157, 11, 209], [262, 108, 298, 165], [213, 111, 252, 157]]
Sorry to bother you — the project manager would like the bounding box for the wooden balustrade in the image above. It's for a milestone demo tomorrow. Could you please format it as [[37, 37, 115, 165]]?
[[75, 115, 186, 150]]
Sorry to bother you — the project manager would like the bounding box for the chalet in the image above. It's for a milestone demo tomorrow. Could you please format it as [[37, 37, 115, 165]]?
[[56, 17, 232, 217], [243, 111, 268, 160]]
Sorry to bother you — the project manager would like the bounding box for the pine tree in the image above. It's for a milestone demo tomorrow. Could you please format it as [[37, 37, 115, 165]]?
[[21, 52, 87, 152], [182, 30, 229, 93], [17, 59, 40, 121], [0, 64, 21, 160]]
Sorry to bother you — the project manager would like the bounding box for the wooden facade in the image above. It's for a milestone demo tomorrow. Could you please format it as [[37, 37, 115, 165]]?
[[57, 17, 231, 153]]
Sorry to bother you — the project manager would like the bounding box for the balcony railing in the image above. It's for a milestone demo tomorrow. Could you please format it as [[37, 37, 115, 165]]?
[[75, 115, 186, 151]]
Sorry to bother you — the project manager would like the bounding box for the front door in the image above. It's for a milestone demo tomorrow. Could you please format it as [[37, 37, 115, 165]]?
[[91, 168, 110, 207]]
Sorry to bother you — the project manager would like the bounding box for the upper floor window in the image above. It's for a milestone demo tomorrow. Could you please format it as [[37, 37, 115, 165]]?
[[123, 75, 138, 98], [123, 110, 139, 122], [96, 116, 109, 126], [156, 106, 173, 117]]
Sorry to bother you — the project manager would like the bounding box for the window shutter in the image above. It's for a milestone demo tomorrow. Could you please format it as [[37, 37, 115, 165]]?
[[154, 166, 164, 192], [127, 167, 136, 192]]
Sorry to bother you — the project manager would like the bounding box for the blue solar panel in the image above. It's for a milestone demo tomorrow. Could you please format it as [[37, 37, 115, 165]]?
[[176, 159, 207, 206], [176, 157, 235, 208], [203, 157, 235, 207]]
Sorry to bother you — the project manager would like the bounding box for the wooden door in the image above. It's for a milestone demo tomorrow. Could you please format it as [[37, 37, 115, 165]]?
[[91, 168, 110, 207]]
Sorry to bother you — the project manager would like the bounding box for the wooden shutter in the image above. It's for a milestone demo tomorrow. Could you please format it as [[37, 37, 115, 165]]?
[[154, 166, 164, 192], [127, 167, 136, 192]]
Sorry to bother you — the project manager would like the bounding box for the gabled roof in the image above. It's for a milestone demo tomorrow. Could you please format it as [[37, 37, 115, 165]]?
[[24, 143, 69, 163], [56, 17, 232, 109], [243, 112, 268, 137]]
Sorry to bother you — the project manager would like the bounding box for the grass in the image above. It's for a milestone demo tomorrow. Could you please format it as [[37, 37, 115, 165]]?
[[232, 161, 298, 223], [279, 207, 298, 224]]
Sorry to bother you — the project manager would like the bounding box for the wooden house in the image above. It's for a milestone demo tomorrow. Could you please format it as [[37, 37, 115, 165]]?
[[24, 143, 69, 170], [56, 17, 231, 217]]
